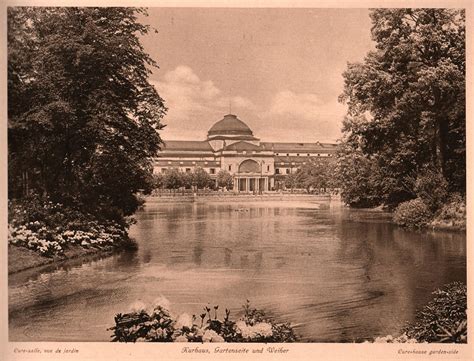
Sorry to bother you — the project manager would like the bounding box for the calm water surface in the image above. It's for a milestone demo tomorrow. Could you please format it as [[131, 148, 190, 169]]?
[[9, 200, 466, 342]]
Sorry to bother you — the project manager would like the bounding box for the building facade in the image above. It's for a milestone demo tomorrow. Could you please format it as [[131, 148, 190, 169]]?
[[153, 114, 338, 192]]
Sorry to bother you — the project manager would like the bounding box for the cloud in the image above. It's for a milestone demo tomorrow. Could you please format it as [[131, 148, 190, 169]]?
[[152, 67, 345, 142], [255, 90, 346, 142], [151, 66, 254, 139]]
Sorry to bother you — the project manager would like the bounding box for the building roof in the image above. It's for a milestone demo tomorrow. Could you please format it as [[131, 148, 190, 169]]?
[[162, 140, 213, 152], [221, 141, 263, 152], [208, 114, 254, 137], [261, 142, 338, 153], [208, 135, 259, 141]]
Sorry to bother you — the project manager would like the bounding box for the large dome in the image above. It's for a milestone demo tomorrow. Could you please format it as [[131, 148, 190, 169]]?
[[208, 114, 254, 137]]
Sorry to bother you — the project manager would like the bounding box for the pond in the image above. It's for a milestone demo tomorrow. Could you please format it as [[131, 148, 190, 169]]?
[[9, 199, 466, 342]]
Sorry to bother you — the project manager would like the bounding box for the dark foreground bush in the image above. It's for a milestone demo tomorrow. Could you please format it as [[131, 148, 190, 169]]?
[[109, 299, 297, 342], [393, 198, 433, 228], [404, 282, 467, 343], [371, 282, 467, 343]]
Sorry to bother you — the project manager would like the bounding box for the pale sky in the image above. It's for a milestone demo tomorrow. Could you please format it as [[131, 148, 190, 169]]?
[[139, 8, 375, 142]]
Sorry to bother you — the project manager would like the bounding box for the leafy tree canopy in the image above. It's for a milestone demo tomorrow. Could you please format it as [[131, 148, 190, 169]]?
[[8, 7, 166, 220], [339, 9, 465, 207]]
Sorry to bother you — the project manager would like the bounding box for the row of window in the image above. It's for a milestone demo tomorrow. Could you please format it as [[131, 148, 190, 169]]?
[[160, 167, 308, 175], [275, 168, 291, 174], [160, 168, 217, 175], [275, 153, 332, 157]]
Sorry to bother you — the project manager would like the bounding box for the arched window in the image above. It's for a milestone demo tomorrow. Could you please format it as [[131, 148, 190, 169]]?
[[238, 159, 261, 173]]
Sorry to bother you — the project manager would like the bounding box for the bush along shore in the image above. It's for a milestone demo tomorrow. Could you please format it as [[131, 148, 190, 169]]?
[[8, 196, 137, 274], [110, 299, 296, 343], [370, 282, 467, 343], [393, 193, 466, 231]]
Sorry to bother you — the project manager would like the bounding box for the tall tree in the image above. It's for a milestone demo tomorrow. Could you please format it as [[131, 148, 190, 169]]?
[[192, 167, 212, 190], [216, 169, 233, 190], [295, 158, 336, 193], [8, 7, 166, 219], [339, 9, 465, 205]]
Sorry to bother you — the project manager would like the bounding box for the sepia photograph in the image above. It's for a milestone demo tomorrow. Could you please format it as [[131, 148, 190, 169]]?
[[2, 1, 470, 359]]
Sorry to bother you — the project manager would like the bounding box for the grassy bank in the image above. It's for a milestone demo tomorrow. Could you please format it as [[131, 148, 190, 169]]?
[[8, 243, 125, 274]]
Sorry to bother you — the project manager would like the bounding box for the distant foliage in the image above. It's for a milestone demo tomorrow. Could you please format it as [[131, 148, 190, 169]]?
[[162, 168, 183, 190], [294, 158, 338, 193], [393, 198, 433, 228], [110, 300, 297, 343], [156, 167, 215, 192], [216, 170, 233, 190], [404, 282, 467, 343], [192, 167, 213, 190]]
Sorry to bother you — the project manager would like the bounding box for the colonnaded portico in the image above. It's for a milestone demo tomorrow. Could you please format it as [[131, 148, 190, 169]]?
[[233, 159, 269, 193], [153, 113, 338, 192]]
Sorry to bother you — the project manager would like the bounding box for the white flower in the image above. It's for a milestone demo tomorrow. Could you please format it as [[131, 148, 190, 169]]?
[[253, 322, 273, 337], [195, 328, 204, 337], [202, 329, 224, 343], [150, 328, 167, 339], [235, 321, 272, 339], [175, 313, 193, 329]]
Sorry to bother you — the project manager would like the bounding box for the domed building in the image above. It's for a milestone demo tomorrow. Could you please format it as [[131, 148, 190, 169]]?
[[154, 113, 338, 192]]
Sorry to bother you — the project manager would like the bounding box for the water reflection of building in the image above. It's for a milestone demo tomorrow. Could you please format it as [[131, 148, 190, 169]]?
[[153, 114, 338, 191]]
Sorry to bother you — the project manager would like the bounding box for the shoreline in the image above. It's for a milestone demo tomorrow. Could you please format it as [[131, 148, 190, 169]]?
[[8, 241, 136, 275], [146, 193, 334, 203]]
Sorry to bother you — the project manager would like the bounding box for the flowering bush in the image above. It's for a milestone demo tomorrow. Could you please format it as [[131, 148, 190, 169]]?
[[110, 299, 297, 343], [8, 196, 133, 257], [393, 198, 433, 228]]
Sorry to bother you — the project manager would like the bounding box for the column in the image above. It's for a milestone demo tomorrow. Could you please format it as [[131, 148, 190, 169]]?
[[245, 178, 249, 193], [256, 177, 259, 193]]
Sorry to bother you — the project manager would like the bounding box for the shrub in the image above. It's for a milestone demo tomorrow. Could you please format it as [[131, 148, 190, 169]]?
[[404, 282, 467, 343], [431, 193, 466, 230], [414, 167, 449, 212], [8, 195, 133, 256], [109, 299, 297, 343], [393, 198, 433, 228]]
